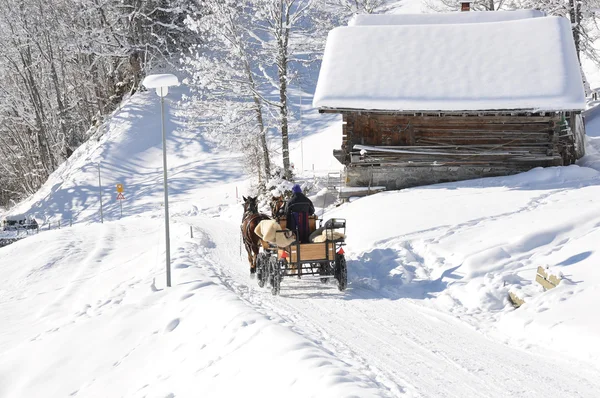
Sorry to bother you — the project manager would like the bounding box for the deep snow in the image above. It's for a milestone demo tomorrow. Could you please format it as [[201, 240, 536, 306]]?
[[2, 6, 600, 398], [314, 17, 585, 111]]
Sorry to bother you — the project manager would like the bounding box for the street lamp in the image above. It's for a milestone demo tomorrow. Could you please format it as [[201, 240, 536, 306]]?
[[142, 73, 180, 287]]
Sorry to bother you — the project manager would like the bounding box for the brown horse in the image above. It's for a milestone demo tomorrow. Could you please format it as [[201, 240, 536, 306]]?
[[241, 196, 271, 276]]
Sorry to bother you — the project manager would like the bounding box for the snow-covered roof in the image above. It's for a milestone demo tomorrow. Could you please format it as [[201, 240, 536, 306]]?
[[313, 17, 586, 112], [348, 10, 546, 26]]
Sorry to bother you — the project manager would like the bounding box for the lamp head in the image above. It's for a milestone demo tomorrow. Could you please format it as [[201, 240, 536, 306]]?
[[142, 74, 179, 97]]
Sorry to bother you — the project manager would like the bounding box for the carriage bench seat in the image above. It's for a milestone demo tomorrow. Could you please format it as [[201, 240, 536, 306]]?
[[276, 215, 318, 234]]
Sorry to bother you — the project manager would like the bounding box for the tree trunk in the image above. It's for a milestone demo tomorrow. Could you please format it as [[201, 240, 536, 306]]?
[[279, 71, 291, 179], [277, 0, 292, 180], [569, 0, 581, 61], [244, 58, 271, 179], [257, 106, 271, 179]]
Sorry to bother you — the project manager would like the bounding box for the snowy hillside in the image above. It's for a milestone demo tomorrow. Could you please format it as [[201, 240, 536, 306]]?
[[3, 6, 600, 398], [2, 85, 600, 397]]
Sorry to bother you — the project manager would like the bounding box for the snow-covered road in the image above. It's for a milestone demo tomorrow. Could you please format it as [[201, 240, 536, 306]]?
[[194, 215, 600, 397]]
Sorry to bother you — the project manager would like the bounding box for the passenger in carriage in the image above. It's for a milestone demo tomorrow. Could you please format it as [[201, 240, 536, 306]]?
[[284, 184, 315, 244]]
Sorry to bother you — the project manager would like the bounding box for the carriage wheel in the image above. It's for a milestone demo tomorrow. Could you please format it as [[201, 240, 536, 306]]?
[[317, 262, 327, 283], [335, 254, 347, 292], [256, 253, 268, 288], [271, 259, 283, 296], [268, 256, 280, 287]]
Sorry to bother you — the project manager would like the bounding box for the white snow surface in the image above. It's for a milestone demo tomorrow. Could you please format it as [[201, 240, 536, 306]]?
[[3, 9, 600, 398], [348, 9, 545, 26], [313, 17, 586, 112], [2, 85, 600, 397]]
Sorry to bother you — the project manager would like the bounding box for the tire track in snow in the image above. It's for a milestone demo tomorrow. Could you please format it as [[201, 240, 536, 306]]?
[[190, 216, 600, 397], [185, 219, 398, 396]]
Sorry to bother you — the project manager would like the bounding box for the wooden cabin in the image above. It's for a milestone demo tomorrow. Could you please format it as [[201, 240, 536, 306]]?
[[313, 14, 586, 190]]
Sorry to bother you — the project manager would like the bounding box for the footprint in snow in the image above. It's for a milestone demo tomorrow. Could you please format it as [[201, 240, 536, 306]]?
[[165, 318, 180, 332]]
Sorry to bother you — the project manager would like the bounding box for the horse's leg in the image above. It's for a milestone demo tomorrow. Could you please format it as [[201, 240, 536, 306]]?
[[245, 242, 256, 275], [242, 236, 255, 275], [251, 243, 260, 272], [247, 252, 255, 273]]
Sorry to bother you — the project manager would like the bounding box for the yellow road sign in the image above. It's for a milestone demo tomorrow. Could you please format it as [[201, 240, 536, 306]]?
[[116, 184, 124, 193]]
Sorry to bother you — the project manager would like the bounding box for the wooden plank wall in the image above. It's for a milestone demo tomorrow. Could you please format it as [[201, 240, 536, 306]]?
[[341, 113, 565, 168]]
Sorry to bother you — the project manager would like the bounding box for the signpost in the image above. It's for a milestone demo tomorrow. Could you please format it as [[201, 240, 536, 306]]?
[[116, 184, 125, 219]]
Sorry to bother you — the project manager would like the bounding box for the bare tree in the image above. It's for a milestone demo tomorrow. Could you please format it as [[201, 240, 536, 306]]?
[[182, 0, 272, 185], [324, 0, 401, 15], [183, 0, 330, 184], [252, 0, 328, 180], [0, 0, 194, 207]]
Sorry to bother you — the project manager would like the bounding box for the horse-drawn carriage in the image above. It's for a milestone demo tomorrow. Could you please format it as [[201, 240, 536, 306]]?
[[241, 196, 348, 296]]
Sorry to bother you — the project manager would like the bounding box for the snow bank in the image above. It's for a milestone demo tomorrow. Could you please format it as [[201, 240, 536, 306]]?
[[0, 221, 383, 397], [348, 10, 545, 26], [325, 164, 600, 365], [0, 84, 384, 397], [314, 17, 585, 111], [583, 103, 600, 137]]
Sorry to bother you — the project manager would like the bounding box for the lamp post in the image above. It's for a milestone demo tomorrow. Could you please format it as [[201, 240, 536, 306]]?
[[97, 163, 103, 224], [142, 73, 180, 287]]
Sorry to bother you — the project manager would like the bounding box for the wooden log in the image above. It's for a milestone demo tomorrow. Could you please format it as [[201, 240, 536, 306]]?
[[336, 108, 559, 119], [415, 131, 552, 138], [350, 157, 562, 167], [414, 133, 551, 140], [354, 152, 557, 161], [358, 145, 550, 153], [414, 125, 553, 133], [349, 114, 558, 124]]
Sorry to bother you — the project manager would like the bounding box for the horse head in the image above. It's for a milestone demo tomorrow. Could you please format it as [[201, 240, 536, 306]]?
[[242, 196, 259, 216]]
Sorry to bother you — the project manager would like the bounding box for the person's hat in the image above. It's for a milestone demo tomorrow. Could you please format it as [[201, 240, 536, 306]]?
[[292, 184, 302, 194]]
